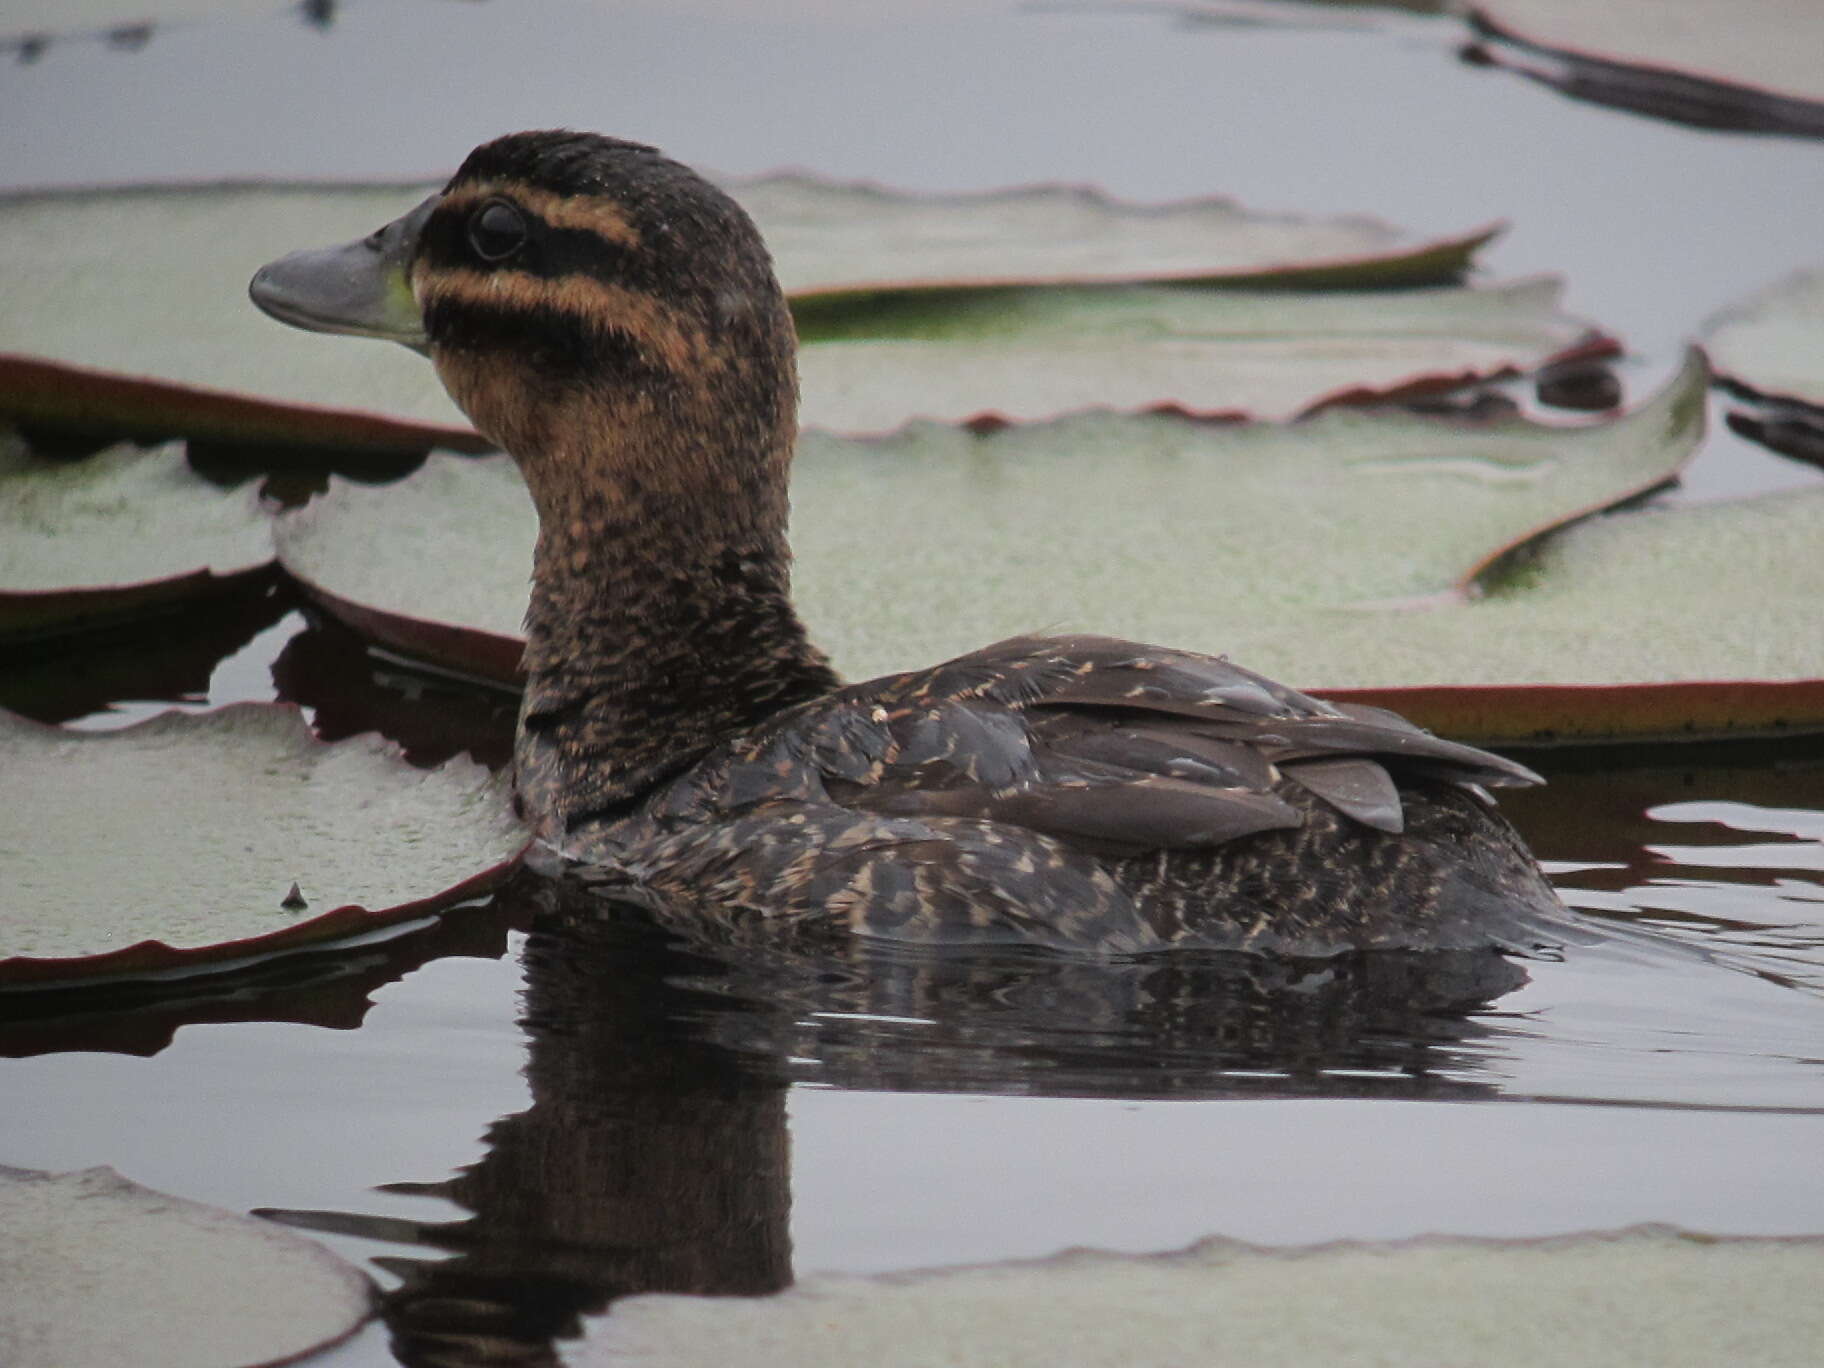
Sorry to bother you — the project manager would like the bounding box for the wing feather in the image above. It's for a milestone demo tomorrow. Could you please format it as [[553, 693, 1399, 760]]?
[[708, 634, 1540, 856]]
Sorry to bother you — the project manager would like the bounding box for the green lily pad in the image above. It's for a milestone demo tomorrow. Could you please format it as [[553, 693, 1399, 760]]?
[[0, 183, 479, 451], [0, 704, 527, 985], [0, 436, 274, 638], [272, 453, 531, 683], [0, 177, 1505, 448], [1271, 479, 1824, 739], [1702, 266, 1824, 411], [573, 1225, 1824, 1368], [0, 1164, 373, 1368], [795, 276, 1602, 432], [267, 352, 1769, 743], [743, 174, 1498, 298], [1466, 2, 1824, 137], [793, 348, 1703, 680]]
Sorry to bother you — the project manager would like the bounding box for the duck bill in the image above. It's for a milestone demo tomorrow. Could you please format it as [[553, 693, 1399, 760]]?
[[248, 193, 437, 353]]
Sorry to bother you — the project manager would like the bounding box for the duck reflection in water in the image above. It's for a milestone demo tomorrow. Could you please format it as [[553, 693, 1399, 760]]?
[[260, 875, 1535, 1366]]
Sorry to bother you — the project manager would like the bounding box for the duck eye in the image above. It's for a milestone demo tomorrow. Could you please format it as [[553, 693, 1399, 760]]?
[[467, 200, 527, 262]]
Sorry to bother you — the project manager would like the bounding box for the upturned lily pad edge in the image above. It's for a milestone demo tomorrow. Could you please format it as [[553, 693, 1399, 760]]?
[[1462, 7, 1824, 137], [1451, 344, 1704, 590], [786, 219, 1508, 300], [0, 561, 281, 639], [868, 323, 1622, 440], [287, 576, 527, 687], [0, 860, 521, 989], [1323, 676, 1824, 747], [0, 702, 531, 989], [0, 351, 493, 456]]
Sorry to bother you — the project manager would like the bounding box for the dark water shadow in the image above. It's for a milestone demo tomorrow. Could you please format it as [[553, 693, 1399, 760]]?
[[261, 873, 1533, 1364], [272, 613, 518, 770], [0, 573, 292, 723], [0, 888, 527, 1059]]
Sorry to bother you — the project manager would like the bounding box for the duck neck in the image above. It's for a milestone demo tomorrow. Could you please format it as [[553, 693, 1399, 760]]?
[[508, 401, 840, 841]]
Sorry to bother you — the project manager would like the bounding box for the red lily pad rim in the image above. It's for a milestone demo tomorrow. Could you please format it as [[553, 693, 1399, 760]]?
[[1303, 330, 1622, 420], [817, 331, 1627, 439], [0, 563, 279, 640], [1466, 6, 1822, 107], [1322, 676, 1824, 747], [283, 575, 528, 686], [0, 856, 526, 988], [0, 352, 492, 456], [783, 221, 1507, 300], [0, 704, 530, 988], [806, 275, 1619, 430], [1451, 341, 1699, 591]]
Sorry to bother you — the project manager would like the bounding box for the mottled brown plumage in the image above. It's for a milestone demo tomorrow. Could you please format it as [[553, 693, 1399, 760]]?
[[252, 129, 1568, 955]]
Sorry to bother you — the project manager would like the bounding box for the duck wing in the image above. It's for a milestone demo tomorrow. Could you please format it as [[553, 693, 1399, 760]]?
[[688, 634, 1540, 858]]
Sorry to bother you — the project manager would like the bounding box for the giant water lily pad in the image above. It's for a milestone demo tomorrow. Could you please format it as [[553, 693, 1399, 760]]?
[[742, 175, 1497, 297], [0, 184, 477, 450], [795, 276, 1602, 431], [273, 453, 532, 683], [793, 349, 1704, 679], [265, 352, 1788, 742], [0, 704, 526, 985], [1265, 480, 1824, 737], [0, 436, 273, 637], [1701, 266, 1824, 411], [0, 177, 1507, 447], [0, 1164, 372, 1368], [572, 1225, 1824, 1368], [1466, 2, 1824, 137]]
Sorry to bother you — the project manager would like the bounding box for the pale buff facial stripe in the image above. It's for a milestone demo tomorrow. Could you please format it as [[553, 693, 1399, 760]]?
[[415, 266, 708, 375], [440, 182, 642, 249]]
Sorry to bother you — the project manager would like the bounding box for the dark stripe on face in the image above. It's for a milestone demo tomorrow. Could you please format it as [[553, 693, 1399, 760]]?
[[423, 296, 674, 384], [416, 208, 679, 301]]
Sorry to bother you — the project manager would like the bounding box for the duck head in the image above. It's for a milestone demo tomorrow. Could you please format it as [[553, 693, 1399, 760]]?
[[250, 130, 800, 533]]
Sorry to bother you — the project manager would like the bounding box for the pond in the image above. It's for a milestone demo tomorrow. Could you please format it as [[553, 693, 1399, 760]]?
[[2, 2, 1823, 1364]]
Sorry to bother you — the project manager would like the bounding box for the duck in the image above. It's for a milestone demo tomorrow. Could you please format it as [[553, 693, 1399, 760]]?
[[250, 129, 1566, 956]]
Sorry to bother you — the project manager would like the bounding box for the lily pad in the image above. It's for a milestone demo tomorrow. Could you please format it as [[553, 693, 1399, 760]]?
[[0, 1164, 373, 1368], [1701, 266, 1824, 411], [1465, 3, 1824, 137], [1280, 479, 1824, 739], [0, 177, 1505, 447], [265, 352, 1781, 744], [572, 1225, 1824, 1368], [743, 174, 1498, 298], [0, 892, 519, 1058], [0, 437, 274, 637], [0, 704, 527, 985], [795, 275, 1604, 431], [794, 349, 1703, 680], [0, 184, 480, 451], [272, 453, 531, 684]]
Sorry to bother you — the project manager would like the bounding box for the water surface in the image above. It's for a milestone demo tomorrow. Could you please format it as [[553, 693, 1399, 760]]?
[[2, 3, 1822, 1365]]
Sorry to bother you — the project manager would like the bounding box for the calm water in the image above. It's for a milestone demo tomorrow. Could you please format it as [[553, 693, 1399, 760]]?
[[3, 3, 1823, 1364]]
